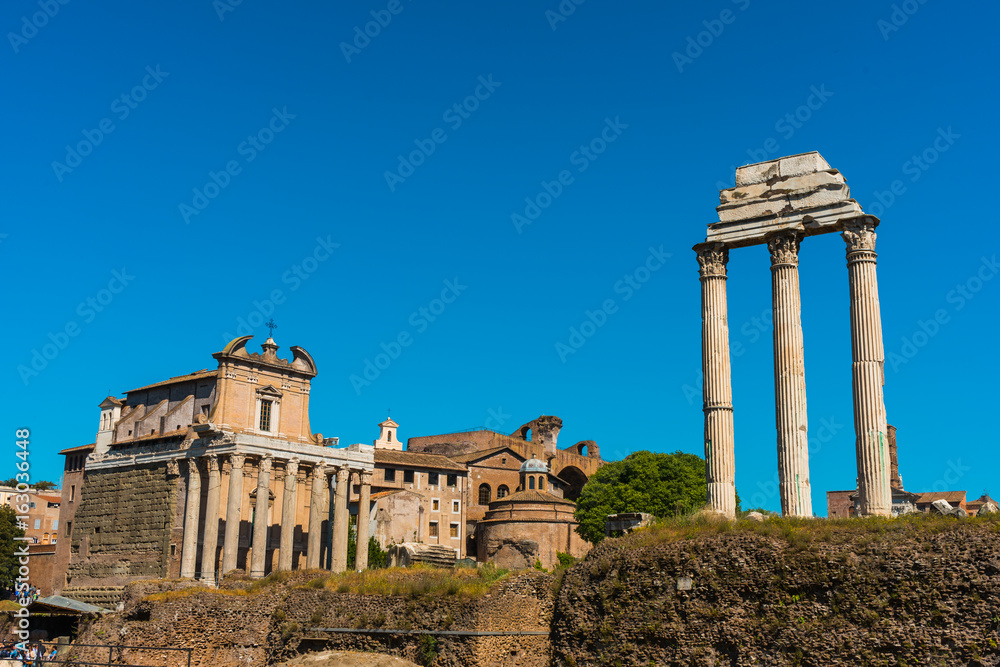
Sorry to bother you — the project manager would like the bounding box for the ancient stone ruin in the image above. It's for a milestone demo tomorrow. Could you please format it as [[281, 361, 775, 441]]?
[[694, 152, 892, 518]]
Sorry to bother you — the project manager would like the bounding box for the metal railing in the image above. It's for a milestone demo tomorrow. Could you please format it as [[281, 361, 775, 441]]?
[[23, 643, 192, 667]]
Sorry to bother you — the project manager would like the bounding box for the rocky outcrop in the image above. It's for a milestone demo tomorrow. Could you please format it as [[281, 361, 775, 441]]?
[[551, 518, 1000, 666]]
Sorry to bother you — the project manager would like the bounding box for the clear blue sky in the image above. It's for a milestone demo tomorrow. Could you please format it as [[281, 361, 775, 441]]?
[[2, 0, 997, 514]]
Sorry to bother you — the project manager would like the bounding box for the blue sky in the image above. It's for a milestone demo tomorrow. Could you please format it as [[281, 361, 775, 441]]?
[[2, 0, 997, 514]]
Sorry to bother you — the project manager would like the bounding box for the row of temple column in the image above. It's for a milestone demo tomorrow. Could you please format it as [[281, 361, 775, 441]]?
[[697, 217, 892, 518], [179, 452, 373, 582]]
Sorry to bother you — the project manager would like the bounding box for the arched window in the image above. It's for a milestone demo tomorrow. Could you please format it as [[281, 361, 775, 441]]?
[[478, 484, 491, 505], [538, 476, 545, 491], [387, 430, 393, 442], [497, 485, 509, 499], [528, 477, 535, 490]]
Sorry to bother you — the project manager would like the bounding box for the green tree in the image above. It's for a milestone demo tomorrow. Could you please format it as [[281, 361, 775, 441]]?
[[0, 479, 56, 491], [574, 450, 738, 544], [0, 505, 27, 587]]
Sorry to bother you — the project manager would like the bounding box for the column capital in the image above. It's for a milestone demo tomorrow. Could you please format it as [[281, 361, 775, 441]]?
[[335, 466, 350, 482], [767, 231, 802, 268], [695, 243, 729, 278], [285, 458, 299, 477], [259, 454, 273, 475], [841, 217, 878, 255], [166, 459, 180, 478], [360, 470, 373, 485], [205, 454, 220, 474], [310, 463, 327, 481], [228, 452, 245, 472]]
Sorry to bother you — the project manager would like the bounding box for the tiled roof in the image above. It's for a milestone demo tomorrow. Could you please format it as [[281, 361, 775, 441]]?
[[370, 490, 403, 501], [125, 369, 215, 394], [915, 491, 966, 504], [374, 449, 467, 472], [490, 489, 574, 506], [59, 443, 95, 455], [449, 446, 525, 464]]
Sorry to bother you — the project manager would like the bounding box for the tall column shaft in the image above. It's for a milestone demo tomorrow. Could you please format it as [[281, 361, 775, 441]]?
[[250, 455, 272, 579], [769, 232, 812, 517], [843, 218, 891, 517], [199, 455, 222, 583], [355, 471, 372, 571], [278, 459, 299, 571], [331, 467, 350, 573], [221, 453, 245, 574], [696, 243, 736, 518], [306, 464, 326, 569], [180, 459, 202, 579]]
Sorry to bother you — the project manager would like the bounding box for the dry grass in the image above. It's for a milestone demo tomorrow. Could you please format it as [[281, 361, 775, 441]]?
[[300, 563, 511, 599], [142, 565, 511, 602], [622, 510, 1000, 548]]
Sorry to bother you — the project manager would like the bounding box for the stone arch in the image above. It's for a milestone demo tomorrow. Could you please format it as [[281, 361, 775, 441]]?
[[569, 440, 599, 459], [557, 465, 589, 501]]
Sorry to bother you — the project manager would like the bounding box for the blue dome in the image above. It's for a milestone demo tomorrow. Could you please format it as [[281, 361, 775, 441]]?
[[520, 458, 548, 473]]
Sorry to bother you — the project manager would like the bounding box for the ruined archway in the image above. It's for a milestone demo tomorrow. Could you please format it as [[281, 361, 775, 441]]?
[[557, 466, 589, 501]]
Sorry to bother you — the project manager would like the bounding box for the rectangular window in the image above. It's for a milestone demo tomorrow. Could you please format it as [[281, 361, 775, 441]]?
[[53, 519, 59, 530], [384, 468, 396, 482], [447, 474, 457, 487], [449, 523, 459, 538], [452, 500, 460, 514], [70, 485, 76, 502], [429, 521, 439, 538], [432, 499, 440, 512], [404, 470, 414, 484], [259, 400, 272, 432], [428, 472, 439, 486], [34, 519, 41, 530], [65, 521, 72, 538]]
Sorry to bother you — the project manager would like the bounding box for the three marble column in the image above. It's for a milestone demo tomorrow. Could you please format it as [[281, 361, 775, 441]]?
[[695, 216, 889, 518]]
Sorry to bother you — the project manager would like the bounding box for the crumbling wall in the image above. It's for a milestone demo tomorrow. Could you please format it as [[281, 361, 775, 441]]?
[[67, 463, 178, 587], [552, 518, 1000, 666]]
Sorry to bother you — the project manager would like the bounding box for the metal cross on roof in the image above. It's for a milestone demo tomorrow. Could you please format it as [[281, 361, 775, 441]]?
[[265, 318, 277, 337]]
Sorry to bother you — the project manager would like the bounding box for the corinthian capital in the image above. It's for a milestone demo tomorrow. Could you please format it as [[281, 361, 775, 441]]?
[[695, 243, 729, 278], [841, 217, 878, 254], [767, 232, 802, 268]]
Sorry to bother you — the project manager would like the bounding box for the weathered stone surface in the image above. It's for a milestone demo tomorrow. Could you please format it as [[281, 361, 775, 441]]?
[[745, 511, 765, 522], [717, 197, 790, 222], [734, 160, 779, 186], [779, 151, 832, 177], [979, 502, 998, 515]]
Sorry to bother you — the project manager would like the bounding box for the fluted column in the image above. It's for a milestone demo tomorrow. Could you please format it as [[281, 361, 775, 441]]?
[[250, 455, 272, 578], [695, 243, 736, 518], [331, 466, 350, 573], [199, 455, 222, 583], [843, 217, 891, 517], [306, 463, 326, 569], [768, 231, 812, 517], [278, 458, 299, 571], [221, 452, 245, 574], [355, 470, 372, 571], [180, 459, 202, 579]]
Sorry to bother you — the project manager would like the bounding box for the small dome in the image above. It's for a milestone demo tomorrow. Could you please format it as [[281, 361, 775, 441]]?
[[520, 458, 548, 473]]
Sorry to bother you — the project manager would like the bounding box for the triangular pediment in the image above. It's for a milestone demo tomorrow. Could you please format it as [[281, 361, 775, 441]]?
[[256, 384, 283, 398]]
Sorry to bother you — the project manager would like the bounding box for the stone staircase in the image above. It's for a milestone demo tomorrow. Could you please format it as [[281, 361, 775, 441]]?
[[387, 543, 458, 568], [60, 586, 125, 609]]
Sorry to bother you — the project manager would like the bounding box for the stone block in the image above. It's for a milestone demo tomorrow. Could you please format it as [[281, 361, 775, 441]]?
[[717, 197, 789, 222], [719, 183, 768, 205], [768, 170, 845, 194], [778, 152, 831, 178], [735, 160, 779, 186], [787, 185, 851, 210]]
